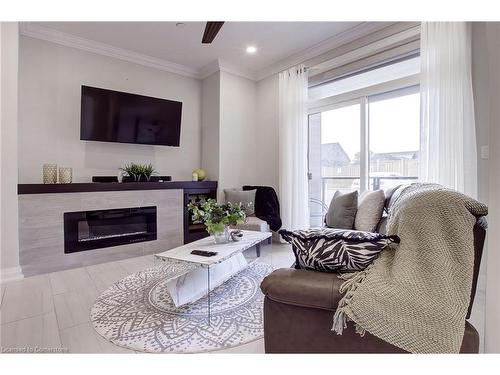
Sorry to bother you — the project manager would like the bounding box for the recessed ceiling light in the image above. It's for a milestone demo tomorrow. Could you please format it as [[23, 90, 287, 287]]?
[[246, 46, 257, 54], [175, 22, 186, 28]]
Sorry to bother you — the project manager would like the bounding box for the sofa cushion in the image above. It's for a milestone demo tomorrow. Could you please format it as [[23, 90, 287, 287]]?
[[354, 189, 385, 232], [325, 190, 358, 229], [261, 275, 480, 353], [279, 228, 400, 273], [231, 216, 270, 232], [383, 185, 401, 212], [260, 268, 345, 311], [376, 215, 388, 234], [385, 184, 408, 213], [224, 188, 256, 216]]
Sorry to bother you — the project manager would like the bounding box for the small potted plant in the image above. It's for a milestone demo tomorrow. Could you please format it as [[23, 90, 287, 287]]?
[[141, 163, 157, 182], [119, 163, 157, 182], [188, 199, 246, 243]]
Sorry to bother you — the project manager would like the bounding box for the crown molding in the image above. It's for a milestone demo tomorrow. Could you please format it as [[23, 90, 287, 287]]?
[[19, 22, 399, 83], [218, 59, 258, 81], [256, 22, 395, 80], [20, 22, 258, 81], [200, 59, 258, 81], [19, 22, 200, 79], [199, 60, 221, 79]]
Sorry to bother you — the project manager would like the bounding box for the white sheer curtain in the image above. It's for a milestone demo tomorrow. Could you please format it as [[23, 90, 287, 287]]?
[[279, 64, 310, 230], [419, 22, 477, 198]]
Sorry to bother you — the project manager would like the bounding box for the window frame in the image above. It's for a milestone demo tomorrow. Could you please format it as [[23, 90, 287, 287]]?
[[308, 74, 419, 114], [307, 77, 420, 195]]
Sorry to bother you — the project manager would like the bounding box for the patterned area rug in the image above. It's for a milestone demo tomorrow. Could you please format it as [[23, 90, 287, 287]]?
[[90, 261, 274, 353]]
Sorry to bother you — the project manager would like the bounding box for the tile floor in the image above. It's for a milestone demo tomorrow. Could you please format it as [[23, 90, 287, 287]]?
[[0, 242, 294, 354], [0, 240, 486, 353]]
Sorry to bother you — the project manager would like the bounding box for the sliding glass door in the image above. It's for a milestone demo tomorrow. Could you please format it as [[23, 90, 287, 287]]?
[[368, 89, 420, 190], [308, 87, 420, 226], [308, 101, 360, 227]]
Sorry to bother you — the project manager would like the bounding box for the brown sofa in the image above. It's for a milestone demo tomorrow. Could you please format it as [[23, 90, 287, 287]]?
[[260, 187, 487, 353]]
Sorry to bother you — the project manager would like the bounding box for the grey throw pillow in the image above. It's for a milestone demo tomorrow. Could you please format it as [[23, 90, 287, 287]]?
[[224, 189, 256, 216], [325, 190, 358, 229], [354, 189, 385, 232]]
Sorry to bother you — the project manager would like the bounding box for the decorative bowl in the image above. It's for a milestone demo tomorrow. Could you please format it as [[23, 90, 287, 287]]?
[[230, 229, 244, 242]]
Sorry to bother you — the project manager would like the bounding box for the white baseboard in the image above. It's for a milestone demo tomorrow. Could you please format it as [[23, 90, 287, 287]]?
[[0, 266, 24, 283]]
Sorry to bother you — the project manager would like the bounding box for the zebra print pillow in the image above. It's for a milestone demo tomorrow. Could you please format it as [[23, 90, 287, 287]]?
[[279, 228, 400, 273]]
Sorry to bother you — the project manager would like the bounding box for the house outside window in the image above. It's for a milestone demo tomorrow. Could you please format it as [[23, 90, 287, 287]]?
[[308, 56, 420, 227]]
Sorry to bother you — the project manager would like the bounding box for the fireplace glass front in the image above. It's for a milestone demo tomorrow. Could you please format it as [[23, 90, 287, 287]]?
[[64, 206, 157, 253]]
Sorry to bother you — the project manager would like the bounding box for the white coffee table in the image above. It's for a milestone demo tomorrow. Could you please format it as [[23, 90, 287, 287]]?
[[155, 230, 272, 324]]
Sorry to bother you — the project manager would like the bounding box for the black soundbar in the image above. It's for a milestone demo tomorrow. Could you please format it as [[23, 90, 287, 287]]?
[[92, 176, 172, 183], [92, 176, 118, 183]]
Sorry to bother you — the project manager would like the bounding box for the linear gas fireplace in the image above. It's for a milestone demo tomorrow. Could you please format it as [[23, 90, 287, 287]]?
[[64, 206, 157, 253]]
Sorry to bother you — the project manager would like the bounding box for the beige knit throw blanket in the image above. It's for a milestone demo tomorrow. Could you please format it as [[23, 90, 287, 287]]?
[[332, 183, 488, 353]]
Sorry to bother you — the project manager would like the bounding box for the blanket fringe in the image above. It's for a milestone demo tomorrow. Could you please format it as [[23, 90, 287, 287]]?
[[332, 264, 374, 335], [332, 307, 349, 335], [355, 323, 366, 337], [337, 272, 356, 281]]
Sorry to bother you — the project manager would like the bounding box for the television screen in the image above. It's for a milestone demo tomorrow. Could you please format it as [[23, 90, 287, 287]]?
[[80, 85, 182, 146]]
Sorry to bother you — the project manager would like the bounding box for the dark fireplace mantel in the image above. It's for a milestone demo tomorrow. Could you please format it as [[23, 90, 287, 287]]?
[[18, 179, 218, 253], [17, 179, 218, 276], [18, 181, 217, 194]]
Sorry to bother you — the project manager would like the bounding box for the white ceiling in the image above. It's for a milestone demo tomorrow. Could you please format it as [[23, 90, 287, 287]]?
[[31, 21, 364, 78]]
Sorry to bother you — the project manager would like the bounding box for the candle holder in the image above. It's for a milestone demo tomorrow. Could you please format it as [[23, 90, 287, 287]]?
[[42, 164, 58, 184], [58, 167, 73, 184]]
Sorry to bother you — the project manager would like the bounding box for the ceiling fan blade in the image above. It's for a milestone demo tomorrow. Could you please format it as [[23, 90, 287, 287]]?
[[202, 22, 224, 44]]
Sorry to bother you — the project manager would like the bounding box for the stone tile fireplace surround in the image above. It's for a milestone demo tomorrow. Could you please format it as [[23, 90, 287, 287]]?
[[18, 188, 185, 277]]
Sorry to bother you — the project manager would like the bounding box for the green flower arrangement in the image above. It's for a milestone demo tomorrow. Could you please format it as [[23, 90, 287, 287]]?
[[188, 198, 246, 235]]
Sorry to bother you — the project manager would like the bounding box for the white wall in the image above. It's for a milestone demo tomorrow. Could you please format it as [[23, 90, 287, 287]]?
[[256, 74, 280, 190], [201, 71, 220, 181], [470, 22, 492, 352], [18, 36, 202, 183], [218, 71, 258, 198], [200, 71, 280, 202], [472, 23, 491, 205], [470, 21, 500, 353], [0, 22, 21, 281], [483, 22, 500, 354]]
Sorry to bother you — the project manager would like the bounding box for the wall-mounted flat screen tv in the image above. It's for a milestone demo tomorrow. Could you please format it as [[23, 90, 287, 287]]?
[[80, 85, 182, 146]]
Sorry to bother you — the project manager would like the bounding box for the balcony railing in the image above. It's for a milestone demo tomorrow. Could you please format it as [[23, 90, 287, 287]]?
[[309, 176, 418, 226]]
